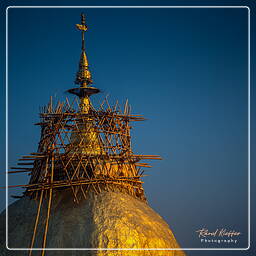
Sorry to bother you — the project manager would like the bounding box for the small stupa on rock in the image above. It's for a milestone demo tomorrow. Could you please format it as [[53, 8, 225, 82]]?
[[0, 14, 186, 256]]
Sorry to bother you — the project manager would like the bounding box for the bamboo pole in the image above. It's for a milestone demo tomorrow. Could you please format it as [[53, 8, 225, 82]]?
[[28, 189, 44, 256], [7, 170, 32, 174], [28, 156, 49, 256], [26, 178, 144, 192], [41, 147, 54, 255]]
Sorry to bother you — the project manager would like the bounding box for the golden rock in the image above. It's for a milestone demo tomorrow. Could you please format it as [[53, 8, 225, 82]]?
[[0, 190, 186, 256]]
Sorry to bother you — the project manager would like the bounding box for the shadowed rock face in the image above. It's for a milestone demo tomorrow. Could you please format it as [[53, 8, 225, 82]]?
[[0, 191, 185, 256]]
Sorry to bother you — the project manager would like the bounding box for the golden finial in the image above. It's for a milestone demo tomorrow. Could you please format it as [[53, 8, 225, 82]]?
[[75, 13, 93, 86], [68, 14, 99, 112]]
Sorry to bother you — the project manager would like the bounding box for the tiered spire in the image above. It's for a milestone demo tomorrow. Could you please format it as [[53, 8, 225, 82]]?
[[75, 13, 93, 86], [68, 13, 99, 112]]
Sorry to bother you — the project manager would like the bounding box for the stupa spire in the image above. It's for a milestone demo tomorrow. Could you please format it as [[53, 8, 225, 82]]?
[[68, 14, 99, 112], [75, 13, 92, 86]]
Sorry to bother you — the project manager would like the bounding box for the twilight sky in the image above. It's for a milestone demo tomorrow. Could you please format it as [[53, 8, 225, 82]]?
[[0, 1, 255, 255]]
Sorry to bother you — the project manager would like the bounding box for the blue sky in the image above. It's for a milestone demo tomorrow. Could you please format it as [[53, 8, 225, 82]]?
[[1, 1, 255, 253]]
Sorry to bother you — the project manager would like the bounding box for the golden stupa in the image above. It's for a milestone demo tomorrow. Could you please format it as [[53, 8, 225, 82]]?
[[0, 14, 186, 256]]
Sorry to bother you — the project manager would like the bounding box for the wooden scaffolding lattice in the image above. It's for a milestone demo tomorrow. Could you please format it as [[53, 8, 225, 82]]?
[[9, 97, 161, 254], [13, 97, 161, 201]]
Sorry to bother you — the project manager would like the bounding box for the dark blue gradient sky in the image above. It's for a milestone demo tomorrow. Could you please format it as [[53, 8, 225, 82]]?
[[1, 1, 255, 254]]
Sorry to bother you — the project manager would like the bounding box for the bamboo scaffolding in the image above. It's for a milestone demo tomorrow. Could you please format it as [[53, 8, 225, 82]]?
[[10, 96, 161, 253]]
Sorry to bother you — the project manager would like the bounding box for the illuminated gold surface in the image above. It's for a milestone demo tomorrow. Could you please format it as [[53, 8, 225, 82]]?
[[76, 24, 88, 31], [69, 94, 102, 155], [75, 51, 93, 86], [69, 118, 103, 155], [0, 191, 185, 255]]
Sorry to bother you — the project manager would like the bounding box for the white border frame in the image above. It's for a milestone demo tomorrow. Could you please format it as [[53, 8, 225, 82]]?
[[5, 5, 251, 251]]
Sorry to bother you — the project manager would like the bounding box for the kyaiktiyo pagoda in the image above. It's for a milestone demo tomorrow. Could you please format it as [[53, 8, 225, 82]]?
[[0, 14, 186, 256]]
